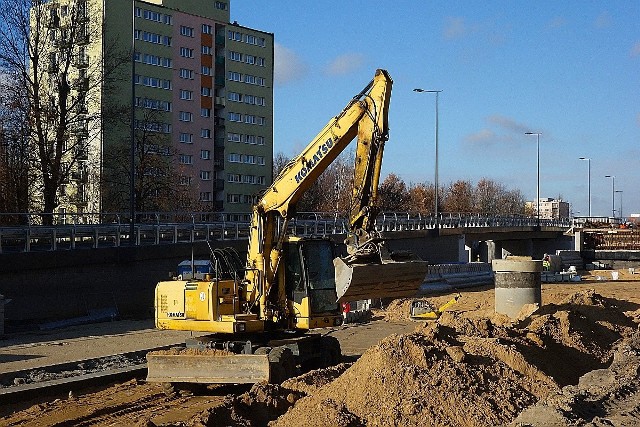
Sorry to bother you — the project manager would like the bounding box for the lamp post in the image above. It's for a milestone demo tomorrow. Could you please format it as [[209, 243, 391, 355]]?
[[605, 175, 615, 218], [615, 190, 623, 219], [525, 132, 541, 226], [130, 1, 136, 244], [579, 157, 591, 217], [413, 88, 442, 227]]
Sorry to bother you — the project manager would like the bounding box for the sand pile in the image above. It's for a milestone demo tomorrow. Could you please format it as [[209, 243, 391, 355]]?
[[271, 290, 636, 427]]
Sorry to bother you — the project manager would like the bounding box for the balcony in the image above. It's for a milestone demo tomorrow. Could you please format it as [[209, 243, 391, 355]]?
[[214, 179, 225, 191], [215, 56, 225, 65], [214, 117, 225, 127], [75, 146, 88, 160], [73, 77, 89, 92], [74, 54, 89, 68], [214, 76, 225, 87], [213, 159, 224, 170], [214, 96, 225, 108], [76, 33, 89, 45], [214, 137, 225, 148], [215, 35, 225, 46]]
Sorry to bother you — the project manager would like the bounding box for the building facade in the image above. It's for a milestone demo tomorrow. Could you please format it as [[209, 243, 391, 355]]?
[[39, 0, 273, 218], [526, 198, 570, 220]]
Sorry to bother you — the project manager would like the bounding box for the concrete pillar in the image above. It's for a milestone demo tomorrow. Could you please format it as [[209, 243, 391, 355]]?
[[487, 240, 503, 262], [574, 231, 584, 251], [492, 259, 542, 318]]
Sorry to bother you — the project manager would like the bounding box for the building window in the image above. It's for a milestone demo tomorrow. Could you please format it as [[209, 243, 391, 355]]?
[[200, 192, 212, 201], [227, 193, 240, 203], [257, 57, 265, 67], [179, 133, 193, 143], [227, 174, 240, 183], [228, 132, 241, 142], [228, 153, 241, 163], [227, 92, 242, 102], [179, 111, 193, 122], [257, 176, 266, 185], [256, 116, 265, 126], [201, 108, 211, 117], [179, 68, 194, 79], [243, 175, 255, 184], [179, 154, 193, 165], [201, 65, 212, 76], [245, 135, 256, 144], [201, 45, 212, 55], [180, 25, 194, 37], [134, 30, 171, 46], [228, 51, 242, 62], [134, 74, 172, 90], [201, 149, 210, 160], [135, 97, 172, 111], [215, 1, 227, 10], [228, 71, 242, 82], [257, 156, 265, 165], [228, 112, 242, 122], [200, 170, 211, 180], [201, 128, 211, 138], [201, 87, 212, 97], [202, 24, 212, 34], [179, 89, 193, 100], [228, 30, 242, 41], [245, 55, 255, 65], [179, 47, 194, 58], [257, 136, 265, 145]]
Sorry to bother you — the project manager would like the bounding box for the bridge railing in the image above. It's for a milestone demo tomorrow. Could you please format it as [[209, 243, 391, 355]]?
[[0, 211, 571, 254]]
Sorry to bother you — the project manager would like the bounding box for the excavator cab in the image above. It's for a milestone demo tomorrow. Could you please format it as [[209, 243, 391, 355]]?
[[283, 237, 342, 329]]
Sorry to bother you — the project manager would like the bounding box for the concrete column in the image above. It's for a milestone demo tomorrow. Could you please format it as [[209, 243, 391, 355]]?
[[574, 231, 584, 251], [492, 259, 542, 318], [487, 240, 503, 262]]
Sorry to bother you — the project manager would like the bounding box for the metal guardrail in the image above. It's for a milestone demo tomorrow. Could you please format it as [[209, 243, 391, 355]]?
[[0, 211, 572, 254]]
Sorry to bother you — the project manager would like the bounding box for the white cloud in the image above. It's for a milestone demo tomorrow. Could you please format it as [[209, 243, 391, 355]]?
[[274, 42, 308, 85], [465, 129, 496, 144], [443, 17, 467, 40], [546, 16, 567, 30], [595, 11, 612, 29], [324, 53, 365, 76], [631, 41, 640, 58], [487, 115, 532, 135]]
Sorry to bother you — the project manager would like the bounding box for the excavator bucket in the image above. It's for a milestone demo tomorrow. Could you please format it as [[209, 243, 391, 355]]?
[[334, 257, 429, 303]]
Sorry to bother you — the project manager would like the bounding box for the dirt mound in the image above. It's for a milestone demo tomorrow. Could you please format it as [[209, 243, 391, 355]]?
[[272, 291, 637, 427], [282, 363, 351, 395], [190, 382, 303, 427]]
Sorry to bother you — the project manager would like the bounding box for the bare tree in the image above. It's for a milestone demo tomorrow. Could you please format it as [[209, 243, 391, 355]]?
[[0, 0, 126, 223], [101, 109, 197, 214], [443, 180, 474, 213], [378, 173, 409, 211], [0, 73, 30, 223]]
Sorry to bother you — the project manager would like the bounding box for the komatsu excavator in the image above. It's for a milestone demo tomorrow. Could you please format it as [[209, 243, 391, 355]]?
[[147, 69, 428, 385]]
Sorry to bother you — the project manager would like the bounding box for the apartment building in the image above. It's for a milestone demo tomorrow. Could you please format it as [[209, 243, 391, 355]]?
[[526, 198, 570, 220], [39, 0, 273, 217]]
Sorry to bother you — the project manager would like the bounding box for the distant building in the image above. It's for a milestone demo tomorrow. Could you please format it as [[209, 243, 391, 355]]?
[[32, 0, 273, 218], [525, 198, 570, 220]]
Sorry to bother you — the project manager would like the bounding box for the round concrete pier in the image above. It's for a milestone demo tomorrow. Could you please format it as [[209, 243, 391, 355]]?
[[492, 259, 542, 318]]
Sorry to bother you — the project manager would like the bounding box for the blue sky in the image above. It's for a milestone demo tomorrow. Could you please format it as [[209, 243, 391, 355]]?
[[231, 1, 640, 218]]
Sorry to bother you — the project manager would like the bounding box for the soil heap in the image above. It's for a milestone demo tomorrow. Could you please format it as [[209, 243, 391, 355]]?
[[267, 290, 638, 427]]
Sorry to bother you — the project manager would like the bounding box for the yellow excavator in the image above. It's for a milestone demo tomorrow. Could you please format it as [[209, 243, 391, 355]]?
[[147, 69, 428, 385]]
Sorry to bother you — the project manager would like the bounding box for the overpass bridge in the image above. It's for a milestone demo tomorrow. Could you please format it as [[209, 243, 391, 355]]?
[[0, 211, 572, 261]]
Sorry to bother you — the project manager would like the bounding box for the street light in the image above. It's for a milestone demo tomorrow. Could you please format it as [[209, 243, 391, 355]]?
[[605, 175, 615, 218], [579, 157, 591, 217], [525, 132, 541, 226], [615, 190, 623, 219], [413, 89, 442, 227]]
